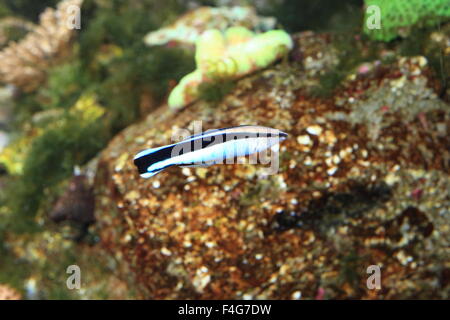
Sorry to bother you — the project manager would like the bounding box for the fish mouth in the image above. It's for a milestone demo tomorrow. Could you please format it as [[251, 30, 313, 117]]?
[[278, 131, 288, 139]]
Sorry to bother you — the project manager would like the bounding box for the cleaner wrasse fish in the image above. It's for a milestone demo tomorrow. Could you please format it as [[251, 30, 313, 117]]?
[[133, 125, 288, 178]]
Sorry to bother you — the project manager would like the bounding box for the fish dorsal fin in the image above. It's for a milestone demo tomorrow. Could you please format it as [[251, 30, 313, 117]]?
[[183, 128, 223, 141], [182, 125, 253, 141]]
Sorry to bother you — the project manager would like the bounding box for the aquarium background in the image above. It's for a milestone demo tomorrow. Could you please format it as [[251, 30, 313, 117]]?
[[0, 0, 449, 299]]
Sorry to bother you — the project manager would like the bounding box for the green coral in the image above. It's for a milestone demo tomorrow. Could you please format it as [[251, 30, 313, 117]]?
[[364, 0, 450, 41], [168, 26, 293, 109]]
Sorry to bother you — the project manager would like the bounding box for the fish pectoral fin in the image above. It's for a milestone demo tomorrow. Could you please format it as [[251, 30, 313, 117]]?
[[140, 169, 163, 179]]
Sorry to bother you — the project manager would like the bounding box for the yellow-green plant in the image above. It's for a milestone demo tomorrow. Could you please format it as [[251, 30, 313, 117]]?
[[168, 26, 293, 109]]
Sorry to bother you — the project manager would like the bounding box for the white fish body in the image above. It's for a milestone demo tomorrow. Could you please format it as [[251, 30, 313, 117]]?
[[133, 125, 287, 178]]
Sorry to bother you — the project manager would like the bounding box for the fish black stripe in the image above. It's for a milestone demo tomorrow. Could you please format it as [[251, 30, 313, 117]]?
[[134, 145, 174, 174], [134, 131, 286, 174]]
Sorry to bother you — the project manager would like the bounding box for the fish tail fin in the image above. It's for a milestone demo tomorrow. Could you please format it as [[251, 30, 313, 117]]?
[[134, 145, 174, 178]]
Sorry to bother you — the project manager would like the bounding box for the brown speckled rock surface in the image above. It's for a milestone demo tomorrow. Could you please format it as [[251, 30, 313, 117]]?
[[94, 33, 450, 299]]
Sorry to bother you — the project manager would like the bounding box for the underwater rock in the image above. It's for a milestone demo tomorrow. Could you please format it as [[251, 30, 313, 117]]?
[[94, 32, 450, 299], [144, 6, 276, 47], [168, 26, 293, 109]]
